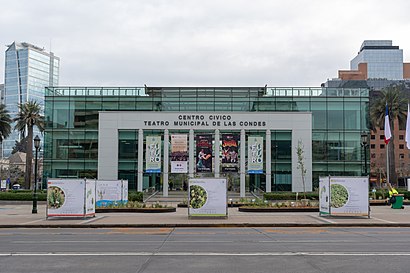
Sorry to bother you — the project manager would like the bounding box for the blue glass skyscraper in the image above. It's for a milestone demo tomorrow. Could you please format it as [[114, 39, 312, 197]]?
[[3, 42, 59, 158]]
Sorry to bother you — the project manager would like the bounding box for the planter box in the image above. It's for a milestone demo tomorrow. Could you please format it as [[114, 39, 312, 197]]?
[[96, 207, 176, 213], [239, 206, 319, 212]]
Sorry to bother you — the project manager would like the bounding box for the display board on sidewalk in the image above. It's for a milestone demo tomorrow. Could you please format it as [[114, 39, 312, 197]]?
[[47, 178, 96, 218], [319, 176, 369, 217], [188, 178, 227, 218], [96, 180, 128, 207]]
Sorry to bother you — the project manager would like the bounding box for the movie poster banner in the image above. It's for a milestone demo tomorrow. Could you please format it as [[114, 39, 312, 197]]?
[[196, 134, 212, 172], [171, 134, 188, 173], [188, 178, 227, 218], [146, 136, 161, 173], [47, 179, 95, 218], [248, 136, 263, 174], [222, 134, 239, 172]]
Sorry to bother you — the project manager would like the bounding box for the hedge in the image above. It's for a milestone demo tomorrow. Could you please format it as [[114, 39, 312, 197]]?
[[264, 192, 319, 201], [0, 190, 144, 202]]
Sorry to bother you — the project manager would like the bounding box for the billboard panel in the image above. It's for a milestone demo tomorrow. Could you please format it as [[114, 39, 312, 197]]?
[[188, 178, 227, 217], [248, 136, 263, 174], [146, 136, 161, 173], [222, 134, 239, 172], [170, 134, 188, 173], [196, 134, 212, 173]]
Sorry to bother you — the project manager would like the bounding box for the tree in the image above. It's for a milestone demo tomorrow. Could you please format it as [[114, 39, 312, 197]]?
[[0, 104, 12, 143], [296, 139, 307, 199], [370, 84, 407, 187], [13, 101, 44, 189], [11, 136, 29, 154]]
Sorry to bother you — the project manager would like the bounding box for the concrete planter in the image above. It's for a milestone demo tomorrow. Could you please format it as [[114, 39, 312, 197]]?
[[96, 207, 176, 213]]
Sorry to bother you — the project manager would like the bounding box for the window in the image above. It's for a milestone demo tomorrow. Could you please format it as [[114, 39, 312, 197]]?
[[371, 135, 375, 140], [399, 154, 405, 159], [371, 153, 376, 158], [370, 144, 375, 149], [399, 135, 404, 140], [380, 144, 385, 149], [399, 144, 404, 149], [380, 135, 384, 140]]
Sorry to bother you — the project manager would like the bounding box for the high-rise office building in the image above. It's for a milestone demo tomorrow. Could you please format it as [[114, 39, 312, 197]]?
[[3, 42, 60, 158]]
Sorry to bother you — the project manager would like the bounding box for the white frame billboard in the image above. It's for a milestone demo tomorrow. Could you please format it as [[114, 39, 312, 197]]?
[[319, 176, 369, 217], [47, 178, 96, 218], [188, 178, 227, 218], [96, 180, 128, 207]]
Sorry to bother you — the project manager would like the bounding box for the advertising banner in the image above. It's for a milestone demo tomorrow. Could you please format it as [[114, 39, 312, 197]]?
[[196, 134, 212, 173], [47, 179, 88, 217], [170, 134, 188, 173], [0, 179, 6, 191], [319, 177, 330, 215], [329, 177, 369, 216], [146, 136, 161, 173], [188, 178, 227, 217], [319, 176, 369, 217], [222, 134, 239, 172], [96, 180, 128, 207], [248, 136, 263, 174], [85, 179, 96, 216]]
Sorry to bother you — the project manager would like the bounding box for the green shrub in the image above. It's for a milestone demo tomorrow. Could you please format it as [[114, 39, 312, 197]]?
[[263, 192, 319, 201], [0, 191, 47, 201], [128, 191, 143, 202]]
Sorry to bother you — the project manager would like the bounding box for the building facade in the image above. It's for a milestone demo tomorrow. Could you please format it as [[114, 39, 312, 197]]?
[[325, 40, 410, 186], [3, 42, 59, 158], [44, 86, 369, 195]]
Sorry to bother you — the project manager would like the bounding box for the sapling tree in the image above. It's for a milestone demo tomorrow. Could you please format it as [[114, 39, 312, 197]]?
[[296, 139, 307, 199]]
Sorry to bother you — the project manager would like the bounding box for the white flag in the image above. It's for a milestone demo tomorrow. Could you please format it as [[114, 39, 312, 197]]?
[[406, 104, 410, 149]]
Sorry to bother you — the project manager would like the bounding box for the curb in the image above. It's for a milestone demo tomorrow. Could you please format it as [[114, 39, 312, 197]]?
[[2, 223, 410, 228]]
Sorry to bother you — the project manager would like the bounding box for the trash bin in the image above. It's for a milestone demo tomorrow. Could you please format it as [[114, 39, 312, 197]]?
[[391, 194, 404, 209]]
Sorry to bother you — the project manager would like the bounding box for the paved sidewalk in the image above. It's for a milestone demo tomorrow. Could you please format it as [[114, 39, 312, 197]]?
[[1, 202, 410, 228]]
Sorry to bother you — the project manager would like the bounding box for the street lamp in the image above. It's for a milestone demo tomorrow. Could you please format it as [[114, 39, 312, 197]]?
[[32, 135, 41, 214], [361, 131, 369, 176]]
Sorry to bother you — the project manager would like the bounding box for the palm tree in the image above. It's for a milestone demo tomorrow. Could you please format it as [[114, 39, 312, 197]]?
[[370, 84, 407, 186], [0, 104, 12, 143], [14, 101, 44, 189]]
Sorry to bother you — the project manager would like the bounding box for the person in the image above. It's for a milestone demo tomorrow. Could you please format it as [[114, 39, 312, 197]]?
[[387, 182, 398, 206]]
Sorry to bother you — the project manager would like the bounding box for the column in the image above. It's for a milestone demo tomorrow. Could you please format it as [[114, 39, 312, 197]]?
[[214, 129, 220, 178], [240, 129, 246, 197], [265, 129, 272, 193], [189, 129, 195, 178], [137, 129, 144, 192], [163, 129, 169, 197]]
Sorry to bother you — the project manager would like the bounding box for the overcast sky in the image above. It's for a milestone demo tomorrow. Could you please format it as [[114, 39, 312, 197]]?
[[1, 0, 410, 87]]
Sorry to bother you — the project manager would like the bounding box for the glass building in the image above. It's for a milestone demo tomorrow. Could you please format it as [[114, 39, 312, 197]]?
[[3, 42, 60, 158], [351, 40, 404, 80], [44, 86, 369, 194]]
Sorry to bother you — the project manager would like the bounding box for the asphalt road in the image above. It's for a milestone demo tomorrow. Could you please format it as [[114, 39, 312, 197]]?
[[0, 227, 409, 273]]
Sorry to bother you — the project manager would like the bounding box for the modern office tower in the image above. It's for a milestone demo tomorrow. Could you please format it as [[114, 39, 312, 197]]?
[[0, 84, 4, 104], [2, 42, 59, 158]]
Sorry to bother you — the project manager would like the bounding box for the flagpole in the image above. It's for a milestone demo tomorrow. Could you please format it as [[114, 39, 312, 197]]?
[[386, 142, 390, 185]]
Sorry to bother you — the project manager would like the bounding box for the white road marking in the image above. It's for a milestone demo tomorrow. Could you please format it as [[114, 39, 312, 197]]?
[[21, 219, 45, 225], [371, 217, 396, 224], [1, 252, 410, 256]]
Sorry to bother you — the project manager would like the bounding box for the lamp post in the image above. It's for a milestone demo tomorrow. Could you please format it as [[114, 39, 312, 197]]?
[[32, 135, 41, 214], [361, 131, 369, 176]]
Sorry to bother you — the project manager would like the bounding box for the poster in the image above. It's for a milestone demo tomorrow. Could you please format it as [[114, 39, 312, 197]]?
[[146, 135, 161, 173], [47, 179, 95, 217], [196, 134, 212, 172], [0, 179, 6, 190], [85, 179, 96, 216], [319, 177, 330, 215], [320, 176, 369, 217], [248, 136, 263, 174], [222, 134, 239, 172], [188, 178, 227, 217], [170, 134, 188, 173], [96, 180, 128, 207]]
